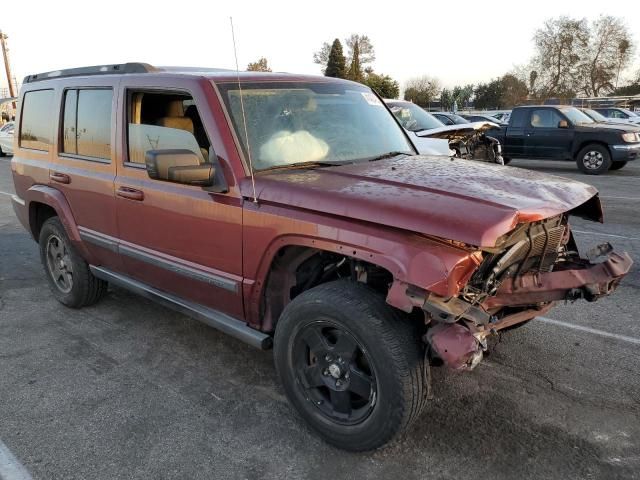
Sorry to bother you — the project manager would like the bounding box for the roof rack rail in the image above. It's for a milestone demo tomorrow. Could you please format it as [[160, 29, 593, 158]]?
[[23, 62, 157, 83]]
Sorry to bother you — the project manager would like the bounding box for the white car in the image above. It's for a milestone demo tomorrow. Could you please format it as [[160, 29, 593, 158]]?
[[384, 100, 504, 163], [0, 121, 15, 156], [594, 107, 640, 125], [384, 100, 453, 155]]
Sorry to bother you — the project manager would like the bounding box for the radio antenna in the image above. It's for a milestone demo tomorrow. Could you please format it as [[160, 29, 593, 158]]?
[[230, 17, 258, 204]]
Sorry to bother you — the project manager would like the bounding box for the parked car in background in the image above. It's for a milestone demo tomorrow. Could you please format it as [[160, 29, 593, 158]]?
[[432, 112, 469, 125], [579, 108, 630, 125], [0, 121, 14, 156], [385, 100, 503, 162], [461, 113, 508, 125], [488, 111, 511, 123], [488, 105, 640, 174], [594, 107, 640, 125], [10, 63, 632, 451]]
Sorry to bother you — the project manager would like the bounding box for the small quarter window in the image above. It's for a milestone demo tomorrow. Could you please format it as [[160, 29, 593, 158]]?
[[20, 89, 54, 151]]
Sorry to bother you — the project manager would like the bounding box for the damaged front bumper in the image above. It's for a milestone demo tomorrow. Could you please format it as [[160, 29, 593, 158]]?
[[420, 243, 632, 370]]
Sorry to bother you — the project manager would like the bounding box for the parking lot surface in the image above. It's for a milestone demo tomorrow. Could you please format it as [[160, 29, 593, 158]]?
[[1, 156, 639, 480]]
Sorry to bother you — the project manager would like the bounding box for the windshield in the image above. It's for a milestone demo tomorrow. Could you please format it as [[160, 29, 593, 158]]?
[[386, 101, 443, 132], [217, 81, 414, 171], [583, 109, 607, 122], [559, 107, 594, 124]]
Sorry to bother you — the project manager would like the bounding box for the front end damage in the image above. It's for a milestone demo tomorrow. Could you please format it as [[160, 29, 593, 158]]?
[[394, 201, 632, 371], [417, 122, 504, 164]]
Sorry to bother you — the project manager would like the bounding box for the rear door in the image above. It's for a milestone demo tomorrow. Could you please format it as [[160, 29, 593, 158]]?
[[524, 108, 573, 159], [49, 79, 122, 272], [113, 79, 244, 319], [502, 109, 527, 158]]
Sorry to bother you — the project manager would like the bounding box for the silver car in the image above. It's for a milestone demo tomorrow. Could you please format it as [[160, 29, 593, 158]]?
[[0, 121, 14, 156]]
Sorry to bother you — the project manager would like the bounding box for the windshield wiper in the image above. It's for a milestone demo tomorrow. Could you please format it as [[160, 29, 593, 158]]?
[[363, 151, 410, 162], [257, 160, 346, 173]]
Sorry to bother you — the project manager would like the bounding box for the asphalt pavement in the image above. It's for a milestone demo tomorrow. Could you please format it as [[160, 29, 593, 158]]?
[[0, 156, 639, 480]]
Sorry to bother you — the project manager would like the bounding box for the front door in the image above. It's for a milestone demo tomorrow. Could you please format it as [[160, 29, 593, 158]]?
[[114, 86, 244, 319], [524, 108, 572, 159]]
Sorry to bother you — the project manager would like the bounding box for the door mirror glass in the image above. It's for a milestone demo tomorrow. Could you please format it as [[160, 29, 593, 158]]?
[[145, 149, 214, 186], [558, 120, 569, 128]]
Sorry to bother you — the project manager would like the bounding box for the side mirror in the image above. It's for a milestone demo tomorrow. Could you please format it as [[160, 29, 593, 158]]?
[[145, 149, 214, 186], [558, 120, 569, 129]]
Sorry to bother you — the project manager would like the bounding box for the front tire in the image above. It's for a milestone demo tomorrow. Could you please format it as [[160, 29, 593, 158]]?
[[576, 144, 611, 175], [274, 280, 427, 451], [39, 217, 108, 308]]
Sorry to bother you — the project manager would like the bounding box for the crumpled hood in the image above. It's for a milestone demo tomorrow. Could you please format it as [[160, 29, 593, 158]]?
[[245, 156, 600, 247], [415, 121, 501, 141]]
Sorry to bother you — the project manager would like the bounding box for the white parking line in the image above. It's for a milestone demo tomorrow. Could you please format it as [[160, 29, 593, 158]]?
[[0, 191, 14, 198], [538, 317, 640, 346], [0, 439, 33, 480], [571, 229, 639, 241]]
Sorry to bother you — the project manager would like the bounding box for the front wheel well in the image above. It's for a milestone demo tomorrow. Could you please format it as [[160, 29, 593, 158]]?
[[261, 246, 394, 332], [29, 202, 57, 242], [573, 140, 610, 159]]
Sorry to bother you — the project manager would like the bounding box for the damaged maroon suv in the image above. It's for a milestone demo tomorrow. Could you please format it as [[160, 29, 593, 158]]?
[[11, 63, 632, 451]]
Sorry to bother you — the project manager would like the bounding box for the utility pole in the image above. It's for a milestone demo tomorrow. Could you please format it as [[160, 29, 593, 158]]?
[[0, 30, 17, 109]]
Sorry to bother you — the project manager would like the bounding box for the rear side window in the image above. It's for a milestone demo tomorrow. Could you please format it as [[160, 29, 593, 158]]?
[[62, 88, 112, 160], [20, 89, 54, 151], [510, 109, 527, 128]]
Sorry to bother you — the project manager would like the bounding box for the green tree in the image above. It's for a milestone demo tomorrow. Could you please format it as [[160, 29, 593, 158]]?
[[314, 34, 375, 77], [364, 72, 399, 98], [246, 57, 271, 72], [324, 39, 347, 78], [440, 88, 453, 111], [500, 74, 528, 107], [473, 79, 504, 109], [348, 40, 363, 82]]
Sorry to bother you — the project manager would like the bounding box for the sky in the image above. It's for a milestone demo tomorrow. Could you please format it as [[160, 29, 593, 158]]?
[[1, 0, 639, 93]]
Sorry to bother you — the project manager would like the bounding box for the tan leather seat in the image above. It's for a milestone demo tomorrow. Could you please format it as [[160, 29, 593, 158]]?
[[156, 116, 195, 134]]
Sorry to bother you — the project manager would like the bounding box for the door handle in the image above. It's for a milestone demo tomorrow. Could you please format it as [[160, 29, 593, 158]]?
[[116, 186, 144, 201], [50, 172, 71, 184]]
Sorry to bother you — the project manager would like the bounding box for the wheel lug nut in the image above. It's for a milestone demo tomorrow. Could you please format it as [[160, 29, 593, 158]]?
[[325, 354, 332, 362], [323, 369, 329, 376]]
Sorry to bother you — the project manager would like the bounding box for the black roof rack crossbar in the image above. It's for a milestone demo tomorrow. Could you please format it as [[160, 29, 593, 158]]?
[[23, 62, 157, 83]]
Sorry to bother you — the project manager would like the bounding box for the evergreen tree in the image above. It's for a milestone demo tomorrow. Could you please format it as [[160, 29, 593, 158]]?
[[348, 41, 363, 82], [325, 39, 347, 78]]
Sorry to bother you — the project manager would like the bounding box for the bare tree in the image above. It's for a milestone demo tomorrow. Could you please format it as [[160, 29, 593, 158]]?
[[344, 34, 375, 66], [313, 42, 332, 72], [531, 17, 588, 98], [403, 76, 442, 107], [580, 16, 633, 96]]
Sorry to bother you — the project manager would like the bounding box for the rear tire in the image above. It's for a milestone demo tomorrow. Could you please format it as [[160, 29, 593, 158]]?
[[274, 280, 427, 451], [609, 161, 628, 171], [39, 217, 108, 308], [576, 144, 611, 175], [0, 145, 5, 157], [502, 157, 512, 165]]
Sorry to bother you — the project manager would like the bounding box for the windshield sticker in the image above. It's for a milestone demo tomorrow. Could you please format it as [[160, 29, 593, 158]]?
[[361, 92, 383, 106]]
